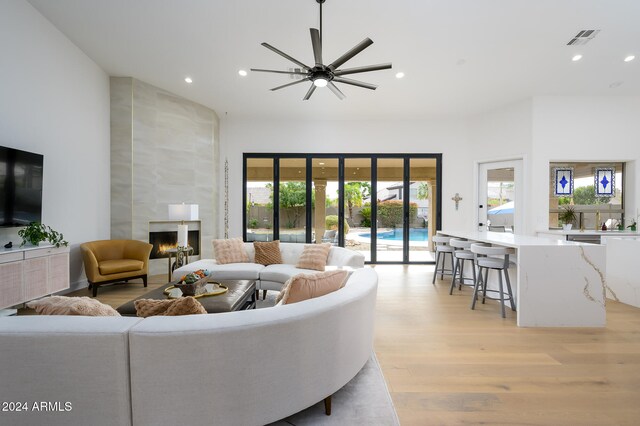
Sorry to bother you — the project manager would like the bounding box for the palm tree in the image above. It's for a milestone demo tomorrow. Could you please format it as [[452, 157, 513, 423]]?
[[343, 182, 370, 220]]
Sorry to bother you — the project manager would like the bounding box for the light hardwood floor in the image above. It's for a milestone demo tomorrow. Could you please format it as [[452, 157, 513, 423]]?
[[69, 265, 640, 425]]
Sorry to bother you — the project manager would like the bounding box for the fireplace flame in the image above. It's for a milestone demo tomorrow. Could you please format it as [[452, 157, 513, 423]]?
[[157, 243, 177, 254]]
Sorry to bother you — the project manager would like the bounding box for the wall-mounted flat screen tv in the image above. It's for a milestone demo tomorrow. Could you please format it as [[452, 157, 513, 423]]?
[[0, 146, 43, 227]]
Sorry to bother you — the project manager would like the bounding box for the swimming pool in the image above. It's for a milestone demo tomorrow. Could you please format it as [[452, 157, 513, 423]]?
[[358, 228, 428, 242]]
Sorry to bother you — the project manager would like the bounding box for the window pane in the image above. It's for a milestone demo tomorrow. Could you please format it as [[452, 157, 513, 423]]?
[[344, 158, 372, 261], [376, 158, 404, 262], [279, 158, 307, 243], [246, 158, 274, 242], [409, 158, 436, 261], [486, 168, 515, 232], [311, 158, 339, 246]]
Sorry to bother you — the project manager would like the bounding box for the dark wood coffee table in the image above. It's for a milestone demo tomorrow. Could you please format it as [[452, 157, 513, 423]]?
[[116, 279, 256, 316]]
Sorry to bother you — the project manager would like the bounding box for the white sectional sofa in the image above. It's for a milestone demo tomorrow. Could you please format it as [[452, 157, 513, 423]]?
[[172, 242, 366, 294], [0, 268, 378, 426]]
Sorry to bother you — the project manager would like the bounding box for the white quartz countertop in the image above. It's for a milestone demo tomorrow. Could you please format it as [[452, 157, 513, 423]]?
[[439, 230, 584, 248], [537, 229, 640, 236]]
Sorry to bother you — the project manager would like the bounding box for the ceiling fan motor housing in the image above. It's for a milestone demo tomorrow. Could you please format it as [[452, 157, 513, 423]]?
[[311, 66, 333, 85]]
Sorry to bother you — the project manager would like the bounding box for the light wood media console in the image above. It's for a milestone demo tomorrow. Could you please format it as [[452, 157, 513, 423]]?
[[0, 244, 70, 312]]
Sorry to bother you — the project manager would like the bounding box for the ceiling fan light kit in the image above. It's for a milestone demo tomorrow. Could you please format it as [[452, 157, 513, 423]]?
[[251, 0, 392, 100]]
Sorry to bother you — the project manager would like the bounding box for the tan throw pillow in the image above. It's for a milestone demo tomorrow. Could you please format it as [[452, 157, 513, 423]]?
[[26, 296, 120, 316], [278, 270, 348, 305], [134, 297, 207, 318], [296, 243, 332, 271], [253, 240, 283, 265], [213, 238, 249, 264]]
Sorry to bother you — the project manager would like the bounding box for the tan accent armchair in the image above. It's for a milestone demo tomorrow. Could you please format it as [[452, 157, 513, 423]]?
[[80, 240, 153, 297]]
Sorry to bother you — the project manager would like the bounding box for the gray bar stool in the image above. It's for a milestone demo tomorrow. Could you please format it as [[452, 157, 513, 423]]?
[[432, 235, 454, 284], [448, 238, 477, 294], [470, 244, 516, 318]]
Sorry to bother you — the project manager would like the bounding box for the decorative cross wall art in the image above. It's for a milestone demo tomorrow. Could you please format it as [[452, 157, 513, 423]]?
[[553, 167, 574, 196], [595, 167, 615, 197], [452, 193, 463, 210]]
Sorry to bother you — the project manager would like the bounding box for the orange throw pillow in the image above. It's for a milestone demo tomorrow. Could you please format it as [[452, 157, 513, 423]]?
[[278, 270, 348, 305], [213, 238, 249, 264], [296, 243, 332, 271], [254, 240, 283, 265]]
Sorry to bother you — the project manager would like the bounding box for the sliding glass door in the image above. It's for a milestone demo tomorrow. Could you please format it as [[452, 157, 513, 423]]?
[[243, 154, 442, 264]]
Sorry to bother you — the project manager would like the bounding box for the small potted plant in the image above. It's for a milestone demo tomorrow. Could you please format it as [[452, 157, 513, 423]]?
[[558, 205, 577, 231], [17, 222, 68, 248], [628, 220, 637, 232]]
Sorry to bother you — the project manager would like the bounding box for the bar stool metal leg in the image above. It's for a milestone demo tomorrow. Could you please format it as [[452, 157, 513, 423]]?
[[498, 270, 506, 318], [482, 268, 489, 304], [471, 266, 483, 310], [504, 269, 516, 311], [449, 258, 460, 295], [432, 251, 441, 284]]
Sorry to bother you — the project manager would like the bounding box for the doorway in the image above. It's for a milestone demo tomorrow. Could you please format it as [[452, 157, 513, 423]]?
[[478, 159, 523, 233], [244, 153, 442, 264]]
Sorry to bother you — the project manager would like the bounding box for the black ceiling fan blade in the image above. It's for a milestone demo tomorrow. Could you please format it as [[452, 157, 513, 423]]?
[[333, 77, 377, 90], [310, 28, 323, 66], [303, 83, 317, 101], [333, 63, 392, 76], [327, 82, 346, 100], [270, 78, 310, 91], [261, 42, 311, 71], [328, 38, 374, 71], [251, 68, 309, 76]]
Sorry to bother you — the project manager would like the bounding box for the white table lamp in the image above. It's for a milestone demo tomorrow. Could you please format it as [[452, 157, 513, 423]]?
[[168, 203, 199, 248]]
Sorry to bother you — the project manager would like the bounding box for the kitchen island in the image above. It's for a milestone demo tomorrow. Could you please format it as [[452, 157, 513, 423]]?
[[439, 230, 607, 327]]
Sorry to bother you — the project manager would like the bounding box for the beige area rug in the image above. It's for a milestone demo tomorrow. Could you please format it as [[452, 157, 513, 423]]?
[[268, 354, 399, 426], [259, 291, 399, 426]]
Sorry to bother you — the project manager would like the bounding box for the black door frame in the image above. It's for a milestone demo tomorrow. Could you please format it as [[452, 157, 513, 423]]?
[[243, 153, 443, 264]]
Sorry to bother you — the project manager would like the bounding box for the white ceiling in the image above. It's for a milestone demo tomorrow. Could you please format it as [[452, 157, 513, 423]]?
[[28, 0, 640, 120]]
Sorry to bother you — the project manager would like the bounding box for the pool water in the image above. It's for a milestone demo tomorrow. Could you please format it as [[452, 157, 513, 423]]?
[[359, 228, 429, 241]]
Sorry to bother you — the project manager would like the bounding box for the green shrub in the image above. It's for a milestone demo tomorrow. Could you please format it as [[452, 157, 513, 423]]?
[[325, 215, 350, 234], [248, 218, 259, 229], [377, 200, 417, 228], [360, 203, 371, 227]]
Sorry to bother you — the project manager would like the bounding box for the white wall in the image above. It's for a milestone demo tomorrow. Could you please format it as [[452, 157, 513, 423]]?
[[0, 0, 110, 287], [220, 118, 474, 238], [531, 96, 640, 230], [467, 99, 533, 233], [221, 96, 640, 242]]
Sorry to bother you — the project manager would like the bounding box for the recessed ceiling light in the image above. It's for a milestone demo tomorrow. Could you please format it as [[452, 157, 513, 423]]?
[[572, 54, 583, 62], [319, 162, 325, 165], [184, 77, 193, 84], [395, 72, 405, 79], [238, 69, 248, 76], [624, 55, 635, 62]]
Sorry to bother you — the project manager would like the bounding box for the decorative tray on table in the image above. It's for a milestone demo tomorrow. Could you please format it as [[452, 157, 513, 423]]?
[[165, 269, 228, 299], [163, 282, 228, 299]]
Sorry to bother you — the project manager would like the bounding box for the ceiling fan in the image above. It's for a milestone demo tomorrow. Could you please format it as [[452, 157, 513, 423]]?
[[251, 0, 392, 100]]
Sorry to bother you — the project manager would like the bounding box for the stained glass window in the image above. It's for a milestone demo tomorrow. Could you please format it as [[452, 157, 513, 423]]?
[[595, 168, 615, 197], [553, 168, 573, 196]]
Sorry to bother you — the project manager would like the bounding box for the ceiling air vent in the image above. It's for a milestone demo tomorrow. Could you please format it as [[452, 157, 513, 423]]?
[[567, 29, 600, 46]]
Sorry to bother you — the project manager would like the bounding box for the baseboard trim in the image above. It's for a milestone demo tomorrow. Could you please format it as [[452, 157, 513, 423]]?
[[58, 279, 89, 295]]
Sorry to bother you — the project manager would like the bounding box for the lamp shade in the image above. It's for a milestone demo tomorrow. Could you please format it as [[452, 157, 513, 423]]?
[[168, 203, 199, 221]]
